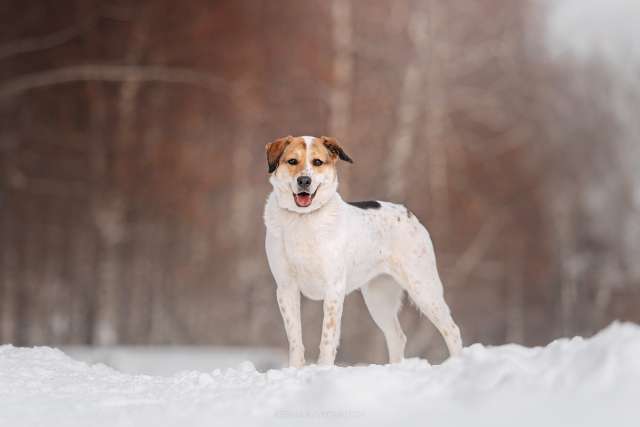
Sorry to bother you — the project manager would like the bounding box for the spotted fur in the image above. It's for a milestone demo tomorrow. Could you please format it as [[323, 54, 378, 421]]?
[[264, 135, 462, 367]]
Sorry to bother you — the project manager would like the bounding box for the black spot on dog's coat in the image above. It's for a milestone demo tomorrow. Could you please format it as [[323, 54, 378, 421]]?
[[405, 207, 414, 218], [348, 200, 381, 210]]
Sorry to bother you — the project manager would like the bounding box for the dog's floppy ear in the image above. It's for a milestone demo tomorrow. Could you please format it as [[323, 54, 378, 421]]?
[[265, 136, 292, 173], [321, 136, 353, 163]]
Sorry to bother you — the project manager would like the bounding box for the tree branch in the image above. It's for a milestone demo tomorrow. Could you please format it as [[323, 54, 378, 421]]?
[[0, 64, 230, 99], [448, 210, 507, 287], [0, 24, 90, 61]]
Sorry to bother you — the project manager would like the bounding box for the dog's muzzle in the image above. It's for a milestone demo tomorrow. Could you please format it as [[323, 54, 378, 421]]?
[[294, 192, 312, 207], [297, 176, 311, 189], [293, 177, 318, 208]]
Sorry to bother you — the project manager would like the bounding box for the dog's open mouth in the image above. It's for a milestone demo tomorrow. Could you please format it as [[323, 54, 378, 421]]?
[[293, 188, 318, 208]]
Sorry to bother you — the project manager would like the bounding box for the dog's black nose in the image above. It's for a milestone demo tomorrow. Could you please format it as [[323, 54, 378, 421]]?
[[297, 175, 312, 189]]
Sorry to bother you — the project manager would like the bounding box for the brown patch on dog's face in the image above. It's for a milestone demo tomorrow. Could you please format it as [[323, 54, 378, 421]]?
[[279, 137, 341, 177], [267, 135, 353, 174], [309, 139, 334, 168], [265, 136, 292, 173], [279, 138, 307, 176]]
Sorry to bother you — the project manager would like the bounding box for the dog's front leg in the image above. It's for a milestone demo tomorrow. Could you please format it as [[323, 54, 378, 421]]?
[[276, 285, 305, 368], [317, 288, 345, 366]]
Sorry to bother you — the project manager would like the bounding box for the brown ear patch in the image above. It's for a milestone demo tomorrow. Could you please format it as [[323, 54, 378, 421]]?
[[321, 136, 353, 163], [265, 136, 292, 173]]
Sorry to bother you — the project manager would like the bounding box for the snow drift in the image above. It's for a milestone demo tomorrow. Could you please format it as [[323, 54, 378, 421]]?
[[1, 323, 639, 427]]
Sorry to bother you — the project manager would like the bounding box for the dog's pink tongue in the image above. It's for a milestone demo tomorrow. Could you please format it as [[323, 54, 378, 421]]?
[[295, 193, 312, 207]]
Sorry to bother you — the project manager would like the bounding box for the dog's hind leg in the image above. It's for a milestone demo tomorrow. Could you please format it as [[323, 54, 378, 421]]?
[[407, 275, 463, 357], [408, 281, 462, 358], [392, 254, 463, 358], [362, 276, 406, 363]]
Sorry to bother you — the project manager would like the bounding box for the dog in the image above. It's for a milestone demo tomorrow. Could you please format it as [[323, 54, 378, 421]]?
[[264, 135, 462, 367]]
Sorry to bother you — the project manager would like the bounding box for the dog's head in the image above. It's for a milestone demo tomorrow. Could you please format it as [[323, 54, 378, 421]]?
[[265, 135, 353, 213]]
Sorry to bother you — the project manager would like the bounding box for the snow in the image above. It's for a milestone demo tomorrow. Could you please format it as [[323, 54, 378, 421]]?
[[61, 346, 286, 376], [1, 323, 639, 427]]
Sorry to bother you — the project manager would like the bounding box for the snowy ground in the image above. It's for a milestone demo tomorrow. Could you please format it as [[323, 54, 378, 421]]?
[[62, 346, 286, 375], [1, 323, 639, 427]]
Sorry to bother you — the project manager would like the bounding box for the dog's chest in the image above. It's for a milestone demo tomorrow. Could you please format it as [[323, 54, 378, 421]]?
[[280, 217, 340, 296], [283, 225, 330, 272]]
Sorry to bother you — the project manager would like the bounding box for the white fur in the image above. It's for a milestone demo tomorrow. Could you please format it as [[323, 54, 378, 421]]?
[[264, 137, 462, 367]]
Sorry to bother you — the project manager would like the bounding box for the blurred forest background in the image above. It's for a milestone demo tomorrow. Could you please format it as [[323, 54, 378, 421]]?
[[1, 0, 639, 364]]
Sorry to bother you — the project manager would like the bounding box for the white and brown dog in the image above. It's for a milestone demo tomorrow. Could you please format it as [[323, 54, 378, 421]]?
[[264, 135, 462, 367]]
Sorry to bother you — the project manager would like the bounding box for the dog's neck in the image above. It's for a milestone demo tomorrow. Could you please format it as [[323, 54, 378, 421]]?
[[275, 191, 342, 217]]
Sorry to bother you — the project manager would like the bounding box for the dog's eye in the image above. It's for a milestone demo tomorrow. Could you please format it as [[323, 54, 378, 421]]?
[[312, 159, 324, 167], [287, 159, 298, 165]]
